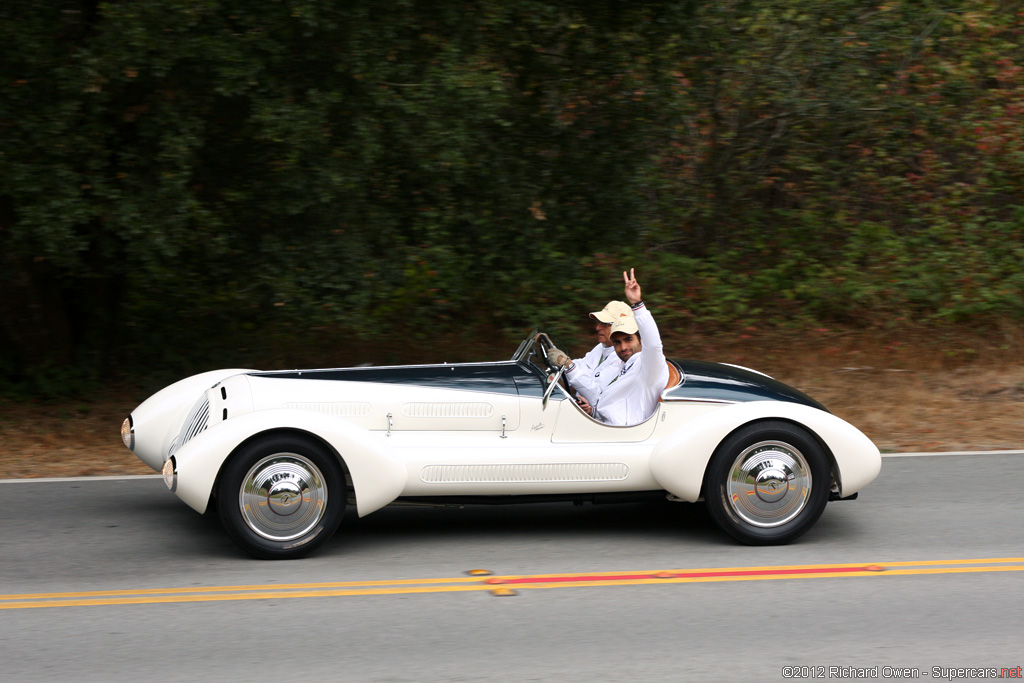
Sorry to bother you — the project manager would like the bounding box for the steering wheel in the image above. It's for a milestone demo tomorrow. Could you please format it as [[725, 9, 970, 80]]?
[[534, 332, 561, 373], [532, 332, 577, 407]]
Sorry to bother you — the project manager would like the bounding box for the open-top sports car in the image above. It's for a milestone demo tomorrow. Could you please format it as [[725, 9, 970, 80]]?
[[122, 331, 881, 559]]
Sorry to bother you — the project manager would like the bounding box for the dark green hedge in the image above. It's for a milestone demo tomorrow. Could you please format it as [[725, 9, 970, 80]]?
[[2, 1, 1023, 391]]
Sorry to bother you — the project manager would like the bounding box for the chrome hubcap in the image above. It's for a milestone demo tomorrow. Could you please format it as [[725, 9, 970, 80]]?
[[239, 453, 328, 541], [725, 440, 811, 527]]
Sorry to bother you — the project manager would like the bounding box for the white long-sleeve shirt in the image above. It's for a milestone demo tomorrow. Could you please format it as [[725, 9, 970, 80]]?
[[567, 302, 668, 426], [569, 343, 622, 404]]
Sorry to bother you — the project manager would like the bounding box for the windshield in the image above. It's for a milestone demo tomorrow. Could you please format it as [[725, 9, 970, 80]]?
[[511, 330, 568, 400], [511, 330, 561, 369], [510, 329, 539, 362]]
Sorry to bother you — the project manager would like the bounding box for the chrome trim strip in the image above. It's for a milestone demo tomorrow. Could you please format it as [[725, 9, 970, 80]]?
[[720, 363, 773, 378], [661, 396, 737, 405]]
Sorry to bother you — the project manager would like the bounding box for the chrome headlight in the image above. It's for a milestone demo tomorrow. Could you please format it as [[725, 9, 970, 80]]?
[[162, 457, 177, 492], [120, 417, 135, 451]]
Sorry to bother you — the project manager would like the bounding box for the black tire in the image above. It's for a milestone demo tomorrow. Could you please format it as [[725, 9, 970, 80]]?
[[705, 420, 829, 545], [217, 433, 346, 559]]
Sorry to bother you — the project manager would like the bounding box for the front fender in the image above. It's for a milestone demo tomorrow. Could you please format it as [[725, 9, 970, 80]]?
[[171, 409, 406, 518], [130, 369, 253, 471], [651, 401, 881, 502]]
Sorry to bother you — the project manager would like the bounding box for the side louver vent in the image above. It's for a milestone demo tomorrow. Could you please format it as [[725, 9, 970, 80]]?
[[173, 394, 210, 455], [420, 463, 629, 484]]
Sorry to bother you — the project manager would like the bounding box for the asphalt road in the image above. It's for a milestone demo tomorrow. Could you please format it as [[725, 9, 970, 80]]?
[[1, 453, 1023, 682]]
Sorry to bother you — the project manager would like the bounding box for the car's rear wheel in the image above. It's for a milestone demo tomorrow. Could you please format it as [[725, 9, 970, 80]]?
[[704, 421, 829, 545], [217, 433, 345, 559]]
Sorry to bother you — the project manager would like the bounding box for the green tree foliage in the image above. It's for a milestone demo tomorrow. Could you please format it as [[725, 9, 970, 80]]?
[[643, 1, 1024, 323], [1, 1, 1023, 392]]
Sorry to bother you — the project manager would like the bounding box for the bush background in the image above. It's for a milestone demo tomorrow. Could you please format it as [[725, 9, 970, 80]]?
[[3, 1, 1023, 394]]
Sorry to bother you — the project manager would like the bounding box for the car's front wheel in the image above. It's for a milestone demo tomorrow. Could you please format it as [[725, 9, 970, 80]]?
[[704, 421, 829, 545], [217, 433, 346, 559]]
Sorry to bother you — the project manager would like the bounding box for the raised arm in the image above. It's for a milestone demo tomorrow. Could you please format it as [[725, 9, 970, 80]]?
[[624, 269, 668, 398]]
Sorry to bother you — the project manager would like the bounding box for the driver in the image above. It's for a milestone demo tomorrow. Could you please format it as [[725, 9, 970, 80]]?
[[549, 269, 668, 426]]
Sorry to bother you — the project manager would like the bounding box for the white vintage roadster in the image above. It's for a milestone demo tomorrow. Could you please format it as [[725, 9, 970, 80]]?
[[122, 331, 880, 559]]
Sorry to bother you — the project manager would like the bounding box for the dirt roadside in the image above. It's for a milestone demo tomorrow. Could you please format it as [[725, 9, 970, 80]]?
[[3, 326, 1023, 479]]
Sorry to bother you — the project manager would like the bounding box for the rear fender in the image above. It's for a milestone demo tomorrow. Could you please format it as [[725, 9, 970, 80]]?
[[171, 409, 406, 517], [650, 401, 880, 502]]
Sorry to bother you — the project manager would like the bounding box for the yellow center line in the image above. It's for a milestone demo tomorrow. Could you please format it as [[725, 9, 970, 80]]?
[[871, 557, 1024, 566], [0, 575, 484, 601], [2, 557, 1021, 610]]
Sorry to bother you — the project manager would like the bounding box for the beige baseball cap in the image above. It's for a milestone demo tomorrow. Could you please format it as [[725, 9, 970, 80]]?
[[590, 300, 634, 324], [609, 314, 639, 336]]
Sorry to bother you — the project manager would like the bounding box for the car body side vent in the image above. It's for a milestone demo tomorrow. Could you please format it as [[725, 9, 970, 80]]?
[[171, 394, 210, 456]]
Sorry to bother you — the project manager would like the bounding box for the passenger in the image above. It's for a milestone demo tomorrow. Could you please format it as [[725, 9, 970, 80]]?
[[570, 300, 633, 403], [550, 269, 668, 425]]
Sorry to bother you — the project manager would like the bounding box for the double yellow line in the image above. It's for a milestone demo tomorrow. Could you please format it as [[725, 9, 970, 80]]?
[[3, 557, 1022, 610]]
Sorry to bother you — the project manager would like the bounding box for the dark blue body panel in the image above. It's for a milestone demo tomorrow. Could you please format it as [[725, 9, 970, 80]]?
[[250, 358, 825, 411], [250, 363, 545, 397], [669, 359, 827, 411]]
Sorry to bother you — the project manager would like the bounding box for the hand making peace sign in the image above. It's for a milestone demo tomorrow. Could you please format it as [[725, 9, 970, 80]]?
[[623, 268, 642, 305]]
